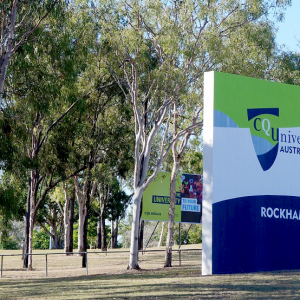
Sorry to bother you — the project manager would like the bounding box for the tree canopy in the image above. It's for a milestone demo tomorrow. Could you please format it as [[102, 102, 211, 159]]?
[[0, 0, 298, 272]]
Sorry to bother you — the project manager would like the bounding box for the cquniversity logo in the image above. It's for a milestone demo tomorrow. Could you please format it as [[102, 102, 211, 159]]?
[[247, 108, 279, 171]]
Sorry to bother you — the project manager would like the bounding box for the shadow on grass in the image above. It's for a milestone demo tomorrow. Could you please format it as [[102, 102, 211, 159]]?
[[1, 268, 300, 299]]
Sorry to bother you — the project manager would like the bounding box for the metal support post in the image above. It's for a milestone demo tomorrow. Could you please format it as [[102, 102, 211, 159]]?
[[45, 254, 48, 278], [179, 223, 181, 266], [86, 252, 88, 275], [1, 255, 3, 277]]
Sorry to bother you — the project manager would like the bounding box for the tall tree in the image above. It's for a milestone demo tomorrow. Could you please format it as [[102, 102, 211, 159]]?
[[2, 3, 92, 269], [100, 0, 202, 269], [0, 0, 66, 111], [99, 0, 290, 269], [163, 0, 291, 267]]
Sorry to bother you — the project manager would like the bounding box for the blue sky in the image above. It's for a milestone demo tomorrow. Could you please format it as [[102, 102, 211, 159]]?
[[274, 1, 300, 52]]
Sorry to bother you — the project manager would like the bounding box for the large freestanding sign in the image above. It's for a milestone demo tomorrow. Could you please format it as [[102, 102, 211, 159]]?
[[203, 71, 300, 275], [142, 172, 202, 223]]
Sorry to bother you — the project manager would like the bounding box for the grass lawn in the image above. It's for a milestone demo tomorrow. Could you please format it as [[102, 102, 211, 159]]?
[[0, 245, 299, 299]]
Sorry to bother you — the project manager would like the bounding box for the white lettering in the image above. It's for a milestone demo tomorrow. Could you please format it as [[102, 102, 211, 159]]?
[[293, 211, 299, 220], [262, 118, 271, 136], [286, 209, 292, 219], [267, 207, 273, 218], [261, 207, 300, 221]]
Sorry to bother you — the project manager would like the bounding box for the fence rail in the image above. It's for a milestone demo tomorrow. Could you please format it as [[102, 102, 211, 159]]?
[[0, 248, 201, 278]]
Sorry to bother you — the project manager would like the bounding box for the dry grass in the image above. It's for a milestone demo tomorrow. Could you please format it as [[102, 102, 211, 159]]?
[[0, 245, 300, 299], [0, 244, 200, 279]]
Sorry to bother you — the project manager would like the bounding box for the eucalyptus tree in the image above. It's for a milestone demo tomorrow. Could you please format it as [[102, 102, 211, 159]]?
[[269, 51, 300, 85], [99, 0, 202, 269], [98, 0, 291, 269], [98, 177, 131, 249], [35, 197, 64, 249], [0, 0, 66, 112], [163, 0, 292, 267], [71, 91, 134, 258], [46, 183, 76, 252], [2, 3, 93, 268], [163, 0, 291, 267]]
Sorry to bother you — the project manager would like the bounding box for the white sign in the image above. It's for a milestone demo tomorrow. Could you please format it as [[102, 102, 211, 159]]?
[[181, 198, 200, 212]]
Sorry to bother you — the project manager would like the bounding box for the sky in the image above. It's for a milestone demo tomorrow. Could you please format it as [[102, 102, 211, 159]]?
[[274, 1, 300, 52]]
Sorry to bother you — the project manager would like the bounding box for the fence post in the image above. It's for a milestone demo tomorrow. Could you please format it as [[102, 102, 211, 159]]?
[[1, 255, 3, 278], [45, 254, 48, 278], [86, 252, 88, 275], [179, 223, 181, 266]]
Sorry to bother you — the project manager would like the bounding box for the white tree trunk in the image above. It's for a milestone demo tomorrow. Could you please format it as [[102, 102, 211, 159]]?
[[157, 222, 166, 247], [74, 176, 87, 254], [129, 189, 143, 269], [64, 195, 70, 253], [28, 169, 37, 270], [28, 211, 35, 270], [111, 220, 114, 249], [77, 199, 86, 253], [28, 201, 35, 269], [165, 161, 180, 267]]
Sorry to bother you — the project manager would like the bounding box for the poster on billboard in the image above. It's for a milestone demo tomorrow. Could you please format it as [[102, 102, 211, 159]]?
[[203, 71, 300, 275], [142, 172, 202, 224]]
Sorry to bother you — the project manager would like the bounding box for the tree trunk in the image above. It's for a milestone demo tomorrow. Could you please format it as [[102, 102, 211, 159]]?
[[138, 220, 144, 251], [100, 211, 107, 251], [111, 220, 114, 249], [114, 219, 119, 248], [77, 201, 86, 254], [165, 101, 181, 268], [158, 222, 166, 247], [64, 187, 75, 255], [111, 219, 119, 249], [28, 169, 38, 270], [128, 189, 143, 269], [53, 233, 60, 249], [64, 212, 71, 253], [28, 206, 35, 270], [164, 165, 179, 267], [74, 175, 96, 258], [82, 182, 91, 268], [138, 200, 143, 250], [49, 226, 55, 249], [23, 180, 31, 268], [68, 193, 75, 253], [96, 219, 101, 249], [74, 175, 86, 256], [113, 219, 119, 248]]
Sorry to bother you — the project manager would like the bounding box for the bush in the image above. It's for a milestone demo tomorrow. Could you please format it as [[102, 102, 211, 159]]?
[[0, 236, 20, 250], [188, 224, 202, 244], [32, 229, 49, 250]]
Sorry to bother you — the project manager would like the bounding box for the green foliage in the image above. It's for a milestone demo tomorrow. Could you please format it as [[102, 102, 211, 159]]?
[[0, 0, 296, 257], [87, 217, 98, 248], [188, 225, 202, 244], [0, 222, 21, 250], [118, 211, 132, 248], [73, 223, 78, 250], [0, 173, 26, 241], [0, 236, 20, 250], [32, 228, 50, 250]]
